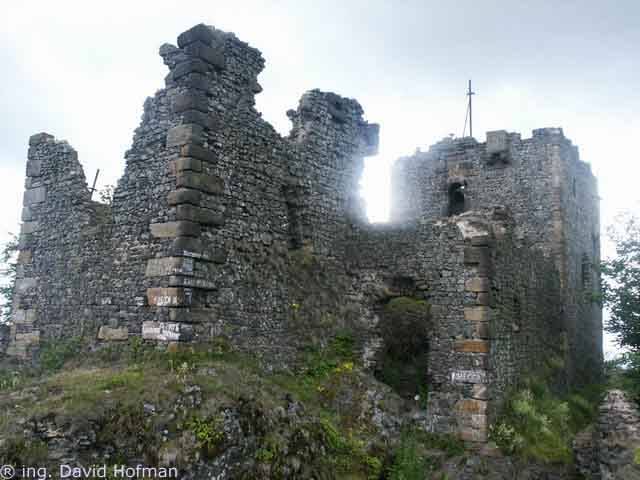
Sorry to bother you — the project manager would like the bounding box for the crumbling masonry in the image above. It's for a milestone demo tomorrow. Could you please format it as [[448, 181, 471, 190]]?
[[3, 24, 602, 442]]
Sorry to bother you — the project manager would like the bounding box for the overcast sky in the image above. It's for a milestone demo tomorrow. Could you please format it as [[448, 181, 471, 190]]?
[[1, 0, 638, 355]]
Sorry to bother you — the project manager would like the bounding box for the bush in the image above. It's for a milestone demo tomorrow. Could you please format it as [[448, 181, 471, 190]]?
[[490, 379, 602, 464]]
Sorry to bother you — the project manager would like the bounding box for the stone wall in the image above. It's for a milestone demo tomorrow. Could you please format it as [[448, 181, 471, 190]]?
[[3, 23, 601, 444]]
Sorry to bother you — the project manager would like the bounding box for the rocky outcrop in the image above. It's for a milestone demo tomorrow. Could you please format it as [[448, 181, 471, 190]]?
[[574, 390, 640, 479]]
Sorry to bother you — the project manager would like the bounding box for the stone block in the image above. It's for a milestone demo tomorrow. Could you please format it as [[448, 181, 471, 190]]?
[[166, 124, 204, 147], [451, 369, 487, 384], [168, 275, 216, 290], [176, 204, 224, 226], [150, 221, 201, 238], [476, 293, 490, 306], [29, 132, 54, 146], [464, 306, 489, 322], [147, 287, 192, 307], [180, 144, 217, 163], [486, 130, 508, 154], [97, 326, 129, 341], [145, 257, 195, 277], [176, 171, 224, 195], [171, 157, 202, 173], [465, 277, 489, 292], [464, 246, 490, 265], [457, 399, 488, 414], [471, 384, 489, 400], [167, 188, 202, 206], [15, 277, 37, 294], [6, 330, 40, 358], [142, 321, 193, 342], [20, 221, 39, 234], [454, 339, 489, 354], [17, 250, 32, 264], [21, 206, 33, 221], [170, 236, 206, 258], [23, 186, 46, 205], [26, 160, 42, 177], [13, 309, 36, 325], [172, 92, 208, 114], [473, 322, 489, 339], [169, 308, 215, 323], [181, 110, 220, 132], [459, 428, 488, 443], [177, 24, 216, 48], [181, 73, 210, 92], [171, 59, 208, 80], [184, 41, 225, 69]]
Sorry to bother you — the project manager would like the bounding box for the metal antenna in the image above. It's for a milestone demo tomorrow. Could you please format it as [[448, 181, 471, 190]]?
[[89, 168, 100, 199], [466, 79, 475, 138]]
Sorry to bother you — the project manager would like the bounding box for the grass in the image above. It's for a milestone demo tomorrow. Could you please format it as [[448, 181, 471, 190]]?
[[490, 377, 604, 464]]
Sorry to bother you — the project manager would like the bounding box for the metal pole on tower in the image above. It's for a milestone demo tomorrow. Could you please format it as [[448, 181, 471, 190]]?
[[467, 79, 475, 138]]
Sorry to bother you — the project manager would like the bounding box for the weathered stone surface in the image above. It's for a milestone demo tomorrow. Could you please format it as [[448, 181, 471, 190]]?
[[180, 144, 217, 163], [150, 221, 201, 238], [169, 308, 215, 323], [177, 24, 217, 48], [457, 399, 488, 414], [464, 306, 489, 322], [145, 257, 194, 277], [17, 250, 32, 264], [142, 321, 193, 341], [168, 275, 216, 290], [171, 157, 202, 173], [23, 186, 46, 205], [454, 339, 489, 354], [171, 59, 208, 80], [26, 160, 42, 176], [29, 132, 54, 145], [20, 221, 39, 234], [15, 277, 37, 294], [147, 287, 192, 307], [181, 110, 220, 132], [97, 326, 129, 341], [176, 171, 224, 194], [184, 41, 225, 69], [166, 124, 204, 147], [167, 188, 202, 206], [172, 93, 208, 114], [176, 204, 224, 226], [465, 277, 489, 292]]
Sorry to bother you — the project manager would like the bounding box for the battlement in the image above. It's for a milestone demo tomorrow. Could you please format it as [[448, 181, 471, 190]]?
[[3, 24, 601, 444]]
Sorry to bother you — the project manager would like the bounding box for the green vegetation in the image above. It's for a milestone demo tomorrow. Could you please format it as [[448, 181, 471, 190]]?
[[490, 377, 603, 463], [387, 429, 464, 480], [0, 233, 18, 322]]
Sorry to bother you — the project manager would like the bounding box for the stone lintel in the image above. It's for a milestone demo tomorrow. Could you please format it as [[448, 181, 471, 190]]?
[[145, 257, 195, 277], [176, 171, 224, 195], [176, 204, 224, 226], [150, 221, 201, 238], [166, 124, 204, 147], [147, 287, 192, 307], [454, 339, 489, 354], [167, 188, 202, 206]]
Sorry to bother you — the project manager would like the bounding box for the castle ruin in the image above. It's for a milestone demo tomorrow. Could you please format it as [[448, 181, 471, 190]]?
[[3, 24, 602, 443]]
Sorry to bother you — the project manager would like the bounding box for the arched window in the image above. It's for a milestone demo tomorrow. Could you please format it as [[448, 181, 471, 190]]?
[[448, 182, 466, 216]]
